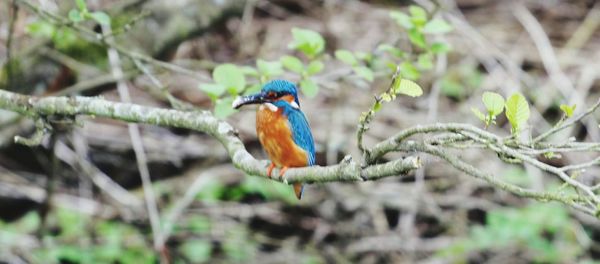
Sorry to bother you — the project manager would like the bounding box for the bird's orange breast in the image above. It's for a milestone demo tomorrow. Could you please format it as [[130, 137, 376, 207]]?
[[256, 104, 308, 168]]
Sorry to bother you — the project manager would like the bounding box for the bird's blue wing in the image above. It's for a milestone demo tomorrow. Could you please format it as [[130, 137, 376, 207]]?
[[285, 107, 316, 166]]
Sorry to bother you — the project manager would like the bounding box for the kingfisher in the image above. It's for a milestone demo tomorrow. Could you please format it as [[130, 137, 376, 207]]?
[[232, 80, 315, 200]]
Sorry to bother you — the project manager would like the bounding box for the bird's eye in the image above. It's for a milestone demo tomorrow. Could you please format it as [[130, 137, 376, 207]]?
[[267, 92, 277, 98]]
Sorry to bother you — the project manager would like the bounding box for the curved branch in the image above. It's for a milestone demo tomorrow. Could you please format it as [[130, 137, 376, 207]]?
[[0, 90, 420, 184], [533, 98, 600, 143], [396, 141, 594, 215], [368, 123, 500, 163]]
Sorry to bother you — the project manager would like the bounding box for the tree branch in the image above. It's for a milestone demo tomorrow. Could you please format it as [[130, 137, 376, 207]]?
[[0, 89, 420, 184]]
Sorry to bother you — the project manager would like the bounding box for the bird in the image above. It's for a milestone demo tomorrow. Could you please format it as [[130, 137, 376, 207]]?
[[232, 79, 315, 200]]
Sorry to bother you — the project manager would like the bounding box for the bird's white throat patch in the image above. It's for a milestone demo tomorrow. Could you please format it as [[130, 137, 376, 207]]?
[[261, 103, 278, 112]]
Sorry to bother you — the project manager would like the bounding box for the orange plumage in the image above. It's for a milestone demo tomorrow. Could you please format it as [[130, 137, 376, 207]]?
[[256, 103, 307, 199]]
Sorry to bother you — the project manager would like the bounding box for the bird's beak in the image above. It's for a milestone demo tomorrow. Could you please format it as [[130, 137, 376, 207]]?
[[232, 92, 266, 109]]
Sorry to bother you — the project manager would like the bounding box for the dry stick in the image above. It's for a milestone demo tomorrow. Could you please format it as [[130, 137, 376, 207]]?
[[39, 47, 102, 76], [401, 40, 448, 250], [133, 59, 212, 244], [103, 25, 164, 255], [132, 59, 197, 111], [0, 181, 116, 217], [55, 141, 143, 209], [161, 165, 235, 244], [6, 0, 19, 89], [53, 71, 138, 96], [70, 132, 92, 250], [513, 3, 575, 100], [560, 2, 600, 62], [37, 132, 59, 238]]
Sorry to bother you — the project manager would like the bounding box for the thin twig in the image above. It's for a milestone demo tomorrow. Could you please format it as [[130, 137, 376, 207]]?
[[103, 24, 164, 255], [533, 98, 600, 143], [6, 0, 19, 89], [513, 3, 575, 99], [55, 140, 143, 209], [397, 141, 594, 214], [132, 59, 197, 111]]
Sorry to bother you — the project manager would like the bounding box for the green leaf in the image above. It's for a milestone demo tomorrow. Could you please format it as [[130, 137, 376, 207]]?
[[353, 66, 374, 82], [280, 55, 304, 73], [214, 97, 237, 119], [256, 59, 284, 78], [75, 0, 87, 11], [441, 78, 464, 99], [505, 93, 530, 133], [373, 101, 383, 112], [240, 177, 297, 203], [417, 53, 433, 70], [52, 28, 78, 50], [213, 64, 246, 93], [15, 212, 40, 233], [288, 28, 325, 58], [335, 50, 357, 66], [240, 66, 258, 77], [89, 11, 111, 25], [355, 51, 372, 62], [408, 28, 427, 48], [559, 104, 576, 117], [68, 9, 84, 23], [199, 83, 225, 98], [399, 61, 420, 80], [377, 44, 405, 58], [471, 107, 486, 122], [243, 84, 261, 95], [300, 78, 318, 98], [306, 60, 324, 75], [389, 11, 413, 29], [422, 18, 453, 34], [185, 216, 212, 234], [26, 21, 55, 38], [482, 92, 505, 116], [395, 78, 423, 97], [180, 239, 212, 263], [409, 5, 428, 25], [431, 42, 451, 54]]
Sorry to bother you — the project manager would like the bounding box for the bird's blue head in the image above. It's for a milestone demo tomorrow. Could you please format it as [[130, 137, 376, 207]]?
[[232, 80, 300, 109]]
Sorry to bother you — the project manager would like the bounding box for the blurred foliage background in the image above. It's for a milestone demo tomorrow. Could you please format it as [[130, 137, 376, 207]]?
[[1, 0, 600, 263]]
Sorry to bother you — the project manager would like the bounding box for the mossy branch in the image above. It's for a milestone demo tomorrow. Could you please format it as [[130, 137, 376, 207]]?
[[0, 89, 420, 184]]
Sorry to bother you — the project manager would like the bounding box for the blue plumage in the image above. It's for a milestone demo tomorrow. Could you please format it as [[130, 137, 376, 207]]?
[[272, 100, 316, 166], [262, 79, 301, 107]]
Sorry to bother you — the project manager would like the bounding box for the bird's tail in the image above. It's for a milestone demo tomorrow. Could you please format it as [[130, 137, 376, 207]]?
[[293, 183, 304, 200]]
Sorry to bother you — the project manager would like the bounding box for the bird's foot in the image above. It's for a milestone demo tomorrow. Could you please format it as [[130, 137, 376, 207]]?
[[278, 166, 289, 180], [266, 162, 276, 178]]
